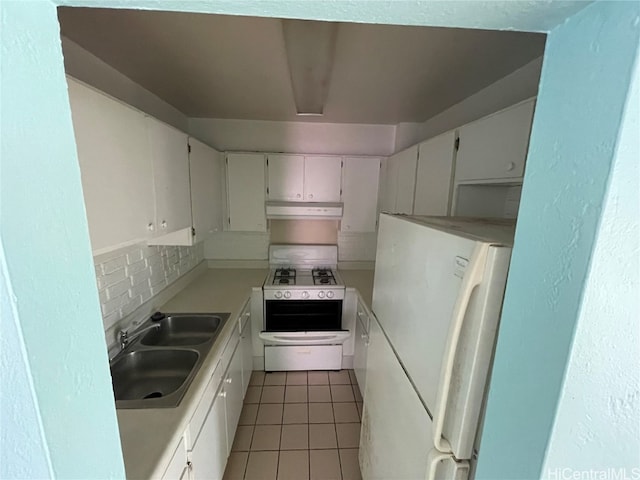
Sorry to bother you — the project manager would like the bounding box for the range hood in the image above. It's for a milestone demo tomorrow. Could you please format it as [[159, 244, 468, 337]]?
[[265, 201, 343, 220]]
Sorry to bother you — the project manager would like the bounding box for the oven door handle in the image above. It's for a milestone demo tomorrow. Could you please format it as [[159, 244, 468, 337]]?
[[259, 331, 351, 345]]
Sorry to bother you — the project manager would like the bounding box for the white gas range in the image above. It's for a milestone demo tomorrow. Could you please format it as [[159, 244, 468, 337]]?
[[259, 245, 349, 371]]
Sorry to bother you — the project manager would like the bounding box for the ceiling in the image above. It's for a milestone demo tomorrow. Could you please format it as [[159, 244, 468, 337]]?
[[57, 8, 546, 125]]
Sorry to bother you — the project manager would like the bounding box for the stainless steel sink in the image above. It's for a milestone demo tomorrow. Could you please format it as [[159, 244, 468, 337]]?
[[140, 313, 228, 347], [110, 312, 230, 409]]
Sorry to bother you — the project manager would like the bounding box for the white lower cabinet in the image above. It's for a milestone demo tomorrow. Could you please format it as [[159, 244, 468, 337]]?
[[189, 386, 228, 480], [223, 339, 244, 456], [162, 435, 189, 480], [353, 298, 370, 395], [239, 301, 253, 395]]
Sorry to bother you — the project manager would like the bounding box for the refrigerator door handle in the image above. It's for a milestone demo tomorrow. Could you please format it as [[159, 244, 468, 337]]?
[[432, 242, 490, 453]]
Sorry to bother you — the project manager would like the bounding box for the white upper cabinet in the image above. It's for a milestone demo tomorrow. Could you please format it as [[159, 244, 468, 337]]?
[[382, 145, 418, 214], [303, 156, 342, 202], [455, 99, 535, 182], [341, 157, 381, 232], [266, 154, 342, 203], [267, 154, 304, 201], [414, 131, 457, 216], [226, 153, 266, 232], [189, 137, 224, 243], [68, 78, 155, 254], [146, 117, 192, 242]]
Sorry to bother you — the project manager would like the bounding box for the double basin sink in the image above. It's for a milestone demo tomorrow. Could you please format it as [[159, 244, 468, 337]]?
[[110, 313, 230, 409]]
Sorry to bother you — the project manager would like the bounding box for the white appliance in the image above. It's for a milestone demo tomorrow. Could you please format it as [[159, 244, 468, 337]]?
[[360, 214, 515, 479], [260, 245, 349, 371]]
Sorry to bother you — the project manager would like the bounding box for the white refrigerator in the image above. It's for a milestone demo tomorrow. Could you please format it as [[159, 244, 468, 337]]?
[[360, 214, 515, 479]]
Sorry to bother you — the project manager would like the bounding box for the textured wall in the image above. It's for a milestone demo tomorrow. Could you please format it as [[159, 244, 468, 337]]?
[[0, 1, 125, 477], [541, 51, 640, 477], [476, 2, 640, 479]]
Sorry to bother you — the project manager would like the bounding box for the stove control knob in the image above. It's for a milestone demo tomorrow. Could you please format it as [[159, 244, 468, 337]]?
[[283, 291, 292, 299], [318, 291, 325, 298], [275, 291, 283, 299], [301, 291, 309, 299], [326, 291, 335, 299]]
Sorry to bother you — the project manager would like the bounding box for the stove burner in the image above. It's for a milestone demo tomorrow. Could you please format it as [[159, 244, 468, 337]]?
[[319, 278, 330, 284], [277, 268, 294, 277], [279, 278, 290, 284]]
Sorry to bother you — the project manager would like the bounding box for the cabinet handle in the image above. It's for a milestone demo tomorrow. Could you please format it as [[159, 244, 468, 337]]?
[[296, 193, 301, 198], [309, 193, 314, 199], [361, 333, 367, 340], [225, 377, 232, 384], [147, 223, 155, 232], [161, 220, 167, 229], [187, 461, 192, 472], [219, 391, 227, 398], [506, 162, 516, 171]]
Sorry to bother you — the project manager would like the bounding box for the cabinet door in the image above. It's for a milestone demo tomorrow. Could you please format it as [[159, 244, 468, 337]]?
[[189, 138, 223, 243], [381, 155, 399, 213], [353, 303, 369, 394], [395, 145, 419, 214], [414, 131, 456, 216], [162, 435, 187, 480], [267, 154, 304, 201], [455, 99, 534, 182], [341, 157, 381, 232], [224, 340, 244, 456], [226, 153, 266, 232], [147, 117, 192, 234], [67, 78, 154, 253], [190, 388, 228, 480], [303, 156, 342, 202], [240, 302, 253, 396]]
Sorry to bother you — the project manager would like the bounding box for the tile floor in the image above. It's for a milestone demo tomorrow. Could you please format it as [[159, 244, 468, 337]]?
[[223, 370, 363, 480]]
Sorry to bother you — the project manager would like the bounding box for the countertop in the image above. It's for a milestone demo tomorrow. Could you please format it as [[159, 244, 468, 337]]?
[[116, 267, 373, 479]]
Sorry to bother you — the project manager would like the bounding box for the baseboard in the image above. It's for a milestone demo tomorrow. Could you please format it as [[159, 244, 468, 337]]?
[[342, 355, 354, 369], [253, 356, 265, 371]]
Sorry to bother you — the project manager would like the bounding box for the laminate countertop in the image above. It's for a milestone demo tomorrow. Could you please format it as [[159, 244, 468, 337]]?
[[115, 266, 374, 479]]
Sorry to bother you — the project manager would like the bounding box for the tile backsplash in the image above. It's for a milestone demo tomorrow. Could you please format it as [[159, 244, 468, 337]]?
[[94, 241, 205, 331]]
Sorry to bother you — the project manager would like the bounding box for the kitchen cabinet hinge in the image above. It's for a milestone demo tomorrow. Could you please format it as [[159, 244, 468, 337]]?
[[341, 160, 344, 168], [455, 137, 460, 151], [191, 227, 196, 237], [228, 217, 231, 225], [188, 144, 191, 153], [266, 158, 269, 166], [266, 187, 269, 195]]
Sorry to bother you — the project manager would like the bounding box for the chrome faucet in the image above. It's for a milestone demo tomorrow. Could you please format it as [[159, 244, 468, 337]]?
[[118, 324, 161, 350]]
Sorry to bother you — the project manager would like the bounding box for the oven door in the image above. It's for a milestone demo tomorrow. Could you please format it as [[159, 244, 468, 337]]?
[[261, 299, 349, 345]]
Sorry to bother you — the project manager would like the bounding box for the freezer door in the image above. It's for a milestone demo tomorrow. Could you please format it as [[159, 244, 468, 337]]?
[[372, 214, 476, 410], [360, 317, 470, 480]]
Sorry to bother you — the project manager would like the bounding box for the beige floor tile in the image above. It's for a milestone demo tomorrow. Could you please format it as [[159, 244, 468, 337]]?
[[310, 449, 341, 480], [286, 371, 308, 385], [223, 451, 248, 480], [239, 403, 259, 425], [352, 384, 363, 403], [333, 402, 359, 423], [308, 385, 332, 402], [308, 403, 334, 424], [256, 403, 284, 425], [348, 370, 358, 385], [356, 402, 363, 420], [251, 425, 281, 451], [278, 450, 310, 480], [309, 423, 338, 449], [339, 449, 362, 480], [307, 371, 329, 385], [232, 425, 254, 451], [329, 370, 351, 385], [245, 386, 262, 404], [263, 372, 287, 385], [285, 385, 308, 403], [245, 451, 278, 480], [336, 423, 360, 449], [280, 424, 309, 450], [331, 385, 355, 402], [261, 385, 285, 403], [250, 371, 265, 386], [283, 403, 308, 424]]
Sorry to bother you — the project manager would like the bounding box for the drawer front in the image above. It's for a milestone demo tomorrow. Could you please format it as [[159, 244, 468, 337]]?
[[265, 345, 342, 371]]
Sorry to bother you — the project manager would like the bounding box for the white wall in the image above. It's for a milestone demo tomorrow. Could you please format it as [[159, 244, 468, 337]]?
[[188, 117, 396, 156], [61, 37, 189, 131], [394, 56, 543, 151]]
